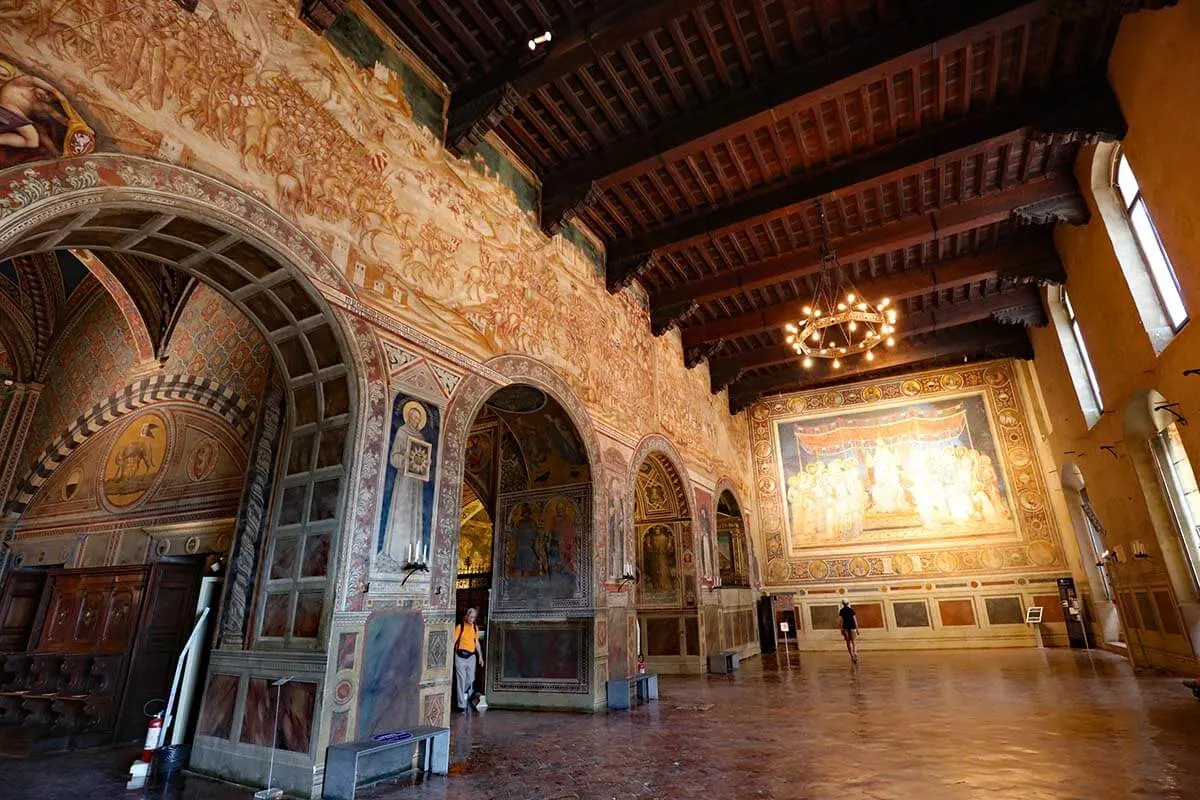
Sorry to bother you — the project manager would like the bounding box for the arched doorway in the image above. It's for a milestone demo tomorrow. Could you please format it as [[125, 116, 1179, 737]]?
[[438, 360, 603, 711], [0, 155, 379, 797], [710, 484, 762, 664], [716, 490, 751, 587], [1059, 462, 1123, 647], [631, 444, 701, 674], [1121, 389, 1200, 666]]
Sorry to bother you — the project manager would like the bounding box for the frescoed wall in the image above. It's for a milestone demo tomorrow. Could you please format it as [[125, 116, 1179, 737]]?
[[0, 1, 757, 792], [751, 360, 1074, 650], [0, 3, 751, 491]]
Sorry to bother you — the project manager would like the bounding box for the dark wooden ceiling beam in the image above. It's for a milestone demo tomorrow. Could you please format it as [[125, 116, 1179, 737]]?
[[681, 234, 1062, 348], [709, 282, 1046, 391], [726, 321, 1034, 411], [606, 76, 1122, 263], [299, 0, 348, 33], [444, 0, 712, 155], [541, 0, 1055, 196], [651, 170, 1080, 308]]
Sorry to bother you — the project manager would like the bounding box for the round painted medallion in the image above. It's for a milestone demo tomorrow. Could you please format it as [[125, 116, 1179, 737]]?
[[102, 412, 169, 508]]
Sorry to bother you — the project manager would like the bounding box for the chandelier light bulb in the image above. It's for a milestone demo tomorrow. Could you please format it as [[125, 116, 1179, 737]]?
[[865, 350, 875, 361], [803, 357, 813, 368], [887, 309, 898, 323], [786, 334, 796, 344], [811, 331, 820, 341], [886, 336, 896, 347], [857, 302, 868, 311], [848, 321, 858, 332], [832, 358, 841, 368], [785, 323, 798, 333], [880, 297, 890, 308], [846, 292, 856, 303], [837, 302, 847, 311], [814, 308, 823, 318], [802, 306, 812, 316]]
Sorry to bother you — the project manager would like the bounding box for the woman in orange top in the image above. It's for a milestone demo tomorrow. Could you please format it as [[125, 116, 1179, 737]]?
[[453, 607, 483, 713]]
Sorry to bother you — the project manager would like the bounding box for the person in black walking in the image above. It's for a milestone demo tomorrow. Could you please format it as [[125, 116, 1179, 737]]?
[[839, 600, 859, 663]]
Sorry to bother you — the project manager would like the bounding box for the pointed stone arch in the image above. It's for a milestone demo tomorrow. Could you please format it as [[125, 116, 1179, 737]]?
[[432, 354, 604, 607], [0, 153, 389, 795], [627, 434, 695, 525]]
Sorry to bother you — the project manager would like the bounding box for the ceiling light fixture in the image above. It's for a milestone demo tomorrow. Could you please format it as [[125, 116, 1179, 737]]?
[[787, 199, 900, 370], [528, 31, 552, 50]]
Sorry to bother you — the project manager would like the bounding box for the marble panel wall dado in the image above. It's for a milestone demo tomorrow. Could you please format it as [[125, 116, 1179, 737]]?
[[0, 2, 752, 496]]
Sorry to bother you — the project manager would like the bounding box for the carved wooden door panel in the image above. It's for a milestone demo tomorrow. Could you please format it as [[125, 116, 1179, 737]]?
[[39, 574, 82, 650], [0, 569, 49, 651], [99, 576, 144, 654], [70, 577, 111, 653]]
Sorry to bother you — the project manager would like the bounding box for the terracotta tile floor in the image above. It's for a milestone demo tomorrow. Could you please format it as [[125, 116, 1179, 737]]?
[[5, 649, 1199, 800]]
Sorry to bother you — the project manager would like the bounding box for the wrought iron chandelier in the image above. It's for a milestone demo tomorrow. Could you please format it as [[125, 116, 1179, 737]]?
[[784, 199, 899, 370]]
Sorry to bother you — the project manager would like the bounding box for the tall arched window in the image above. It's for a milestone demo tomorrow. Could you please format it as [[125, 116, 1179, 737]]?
[[1150, 422, 1200, 592], [1114, 151, 1188, 331]]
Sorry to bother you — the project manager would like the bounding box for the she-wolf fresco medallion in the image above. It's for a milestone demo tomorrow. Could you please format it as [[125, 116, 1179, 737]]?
[[102, 412, 169, 508]]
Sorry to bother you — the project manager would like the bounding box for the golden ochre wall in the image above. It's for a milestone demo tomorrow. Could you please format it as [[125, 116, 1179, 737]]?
[[1029, 2, 1200, 670], [751, 359, 1077, 649]]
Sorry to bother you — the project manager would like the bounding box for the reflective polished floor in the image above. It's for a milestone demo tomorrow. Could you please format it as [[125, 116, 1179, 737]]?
[[5, 649, 1199, 800]]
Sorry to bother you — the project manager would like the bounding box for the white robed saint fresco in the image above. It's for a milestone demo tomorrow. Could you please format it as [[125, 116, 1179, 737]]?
[[382, 400, 432, 565]]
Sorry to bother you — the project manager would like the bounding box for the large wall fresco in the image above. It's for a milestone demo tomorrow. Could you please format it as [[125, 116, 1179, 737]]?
[[778, 394, 1014, 549], [751, 360, 1068, 587], [0, 2, 751, 489], [495, 487, 592, 613]]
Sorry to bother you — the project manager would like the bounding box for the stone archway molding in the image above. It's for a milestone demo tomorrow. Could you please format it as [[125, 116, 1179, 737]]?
[[7, 373, 252, 513], [432, 354, 605, 608], [627, 433, 696, 525], [0, 154, 390, 622]]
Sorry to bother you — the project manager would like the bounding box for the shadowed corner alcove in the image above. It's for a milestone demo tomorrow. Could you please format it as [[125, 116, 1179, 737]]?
[[451, 381, 599, 710], [0, 156, 369, 797]]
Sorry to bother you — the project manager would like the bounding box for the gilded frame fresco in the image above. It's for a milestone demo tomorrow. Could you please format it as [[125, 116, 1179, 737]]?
[[750, 360, 1065, 586]]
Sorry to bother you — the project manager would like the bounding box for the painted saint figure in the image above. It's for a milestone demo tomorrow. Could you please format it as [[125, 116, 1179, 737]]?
[[383, 400, 431, 565], [642, 525, 676, 594]]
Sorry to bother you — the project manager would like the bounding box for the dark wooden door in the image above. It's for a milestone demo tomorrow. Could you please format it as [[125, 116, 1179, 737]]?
[[117, 560, 203, 740], [0, 568, 49, 651]]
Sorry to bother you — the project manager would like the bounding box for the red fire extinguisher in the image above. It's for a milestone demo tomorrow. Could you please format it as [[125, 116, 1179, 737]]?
[[140, 712, 165, 762]]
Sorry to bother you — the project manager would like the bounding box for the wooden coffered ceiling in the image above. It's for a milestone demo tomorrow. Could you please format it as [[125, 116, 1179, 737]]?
[[304, 0, 1180, 411]]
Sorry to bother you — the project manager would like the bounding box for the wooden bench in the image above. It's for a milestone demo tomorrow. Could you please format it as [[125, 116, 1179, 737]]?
[[321, 725, 449, 800], [606, 673, 658, 710]]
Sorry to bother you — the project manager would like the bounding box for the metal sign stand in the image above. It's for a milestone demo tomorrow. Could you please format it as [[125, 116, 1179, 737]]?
[[779, 621, 790, 669], [252, 676, 294, 800]]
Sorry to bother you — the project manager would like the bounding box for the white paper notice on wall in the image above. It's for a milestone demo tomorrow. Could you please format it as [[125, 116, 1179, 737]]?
[[779, 621, 790, 632]]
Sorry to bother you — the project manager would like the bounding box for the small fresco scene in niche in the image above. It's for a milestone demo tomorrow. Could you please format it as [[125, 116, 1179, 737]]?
[[378, 393, 440, 573], [778, 394, 1013, 548], [639, 523, 680, 607], [102, 412, 168, 508], [0, 56, 96, 166], [499, 493, 581, 601]]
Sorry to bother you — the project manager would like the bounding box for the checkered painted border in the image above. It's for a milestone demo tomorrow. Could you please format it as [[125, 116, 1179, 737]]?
[[7, 374, 252, 513]]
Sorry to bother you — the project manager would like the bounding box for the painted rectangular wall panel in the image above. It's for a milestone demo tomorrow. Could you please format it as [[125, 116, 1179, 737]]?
[[938, 599, 977, 627]]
